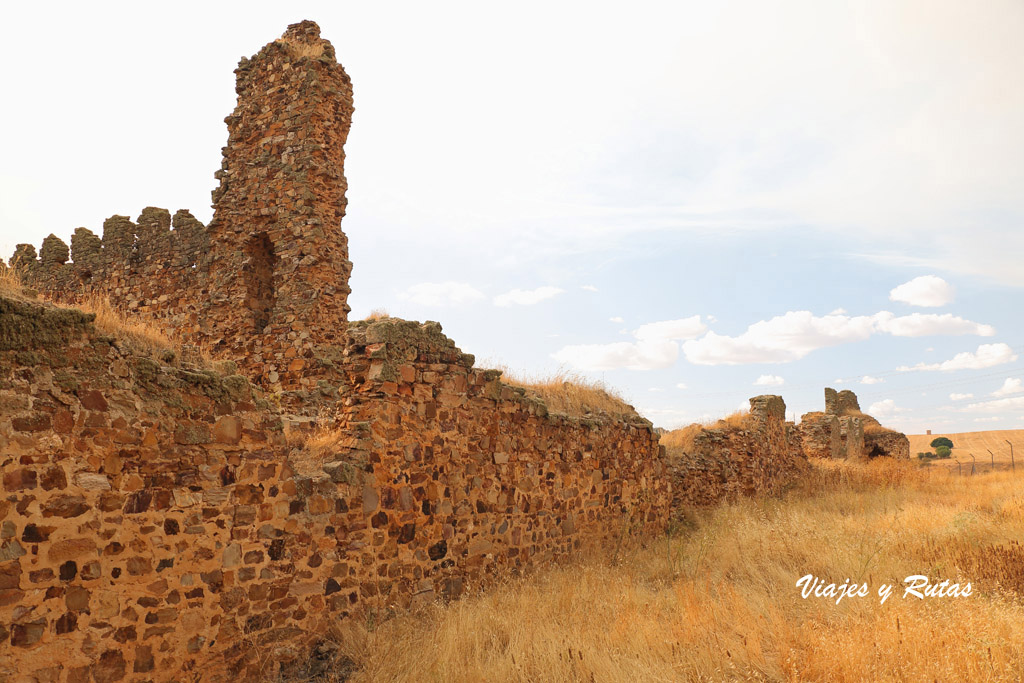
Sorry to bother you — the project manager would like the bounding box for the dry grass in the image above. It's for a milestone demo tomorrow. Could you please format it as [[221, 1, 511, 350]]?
[[293, 414, 346, 459], [321, 461, 1024, 682], [494, 367, 638, 420], [278, 38, 325, 59], [1, 265, 208, 364], [76, 293, 179, 356], [660, 410, 752, 450], [363, 308, 391, 321], [864, 421, 894, 436], [0, 263, 27, 297], [659, 422, 705, 450]]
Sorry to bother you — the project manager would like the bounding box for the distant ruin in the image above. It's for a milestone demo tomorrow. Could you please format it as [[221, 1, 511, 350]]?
[[798, 388, 910, 460]]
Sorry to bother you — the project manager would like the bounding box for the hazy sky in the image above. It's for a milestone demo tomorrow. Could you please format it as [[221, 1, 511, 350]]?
[[2, 1, 1022, 434]]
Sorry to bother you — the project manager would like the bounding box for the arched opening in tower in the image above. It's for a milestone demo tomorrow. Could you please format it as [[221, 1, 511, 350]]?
[[868, 445, 887, 459], [245, 233, 277, 333]]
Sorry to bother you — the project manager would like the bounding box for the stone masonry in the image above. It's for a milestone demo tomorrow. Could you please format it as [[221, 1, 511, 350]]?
[[665, 395, 809, 508], [0, 21, 671, 682], [0, 292, 669, 681], [798, 388, 909, 460]]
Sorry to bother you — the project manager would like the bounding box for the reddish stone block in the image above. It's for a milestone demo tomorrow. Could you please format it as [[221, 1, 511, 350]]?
[[79, 390, 108, 411]]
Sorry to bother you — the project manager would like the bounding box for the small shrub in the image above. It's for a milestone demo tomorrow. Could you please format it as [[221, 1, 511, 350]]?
[[935, 445, 952, 458]]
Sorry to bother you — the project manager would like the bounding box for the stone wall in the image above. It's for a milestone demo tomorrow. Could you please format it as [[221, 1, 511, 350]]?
[[665, 395, 809, 508], [0, 295, 669, 682]]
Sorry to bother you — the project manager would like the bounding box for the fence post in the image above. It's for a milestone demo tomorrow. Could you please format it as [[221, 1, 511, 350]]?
[[970, 453, 976, 475], [1007, 440, 1015, 473], [956, 459, 962, 476], [988, 448, 995, 471]]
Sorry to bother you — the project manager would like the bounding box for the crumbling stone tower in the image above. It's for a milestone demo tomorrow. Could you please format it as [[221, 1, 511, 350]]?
[[204, 20, 354, 383]]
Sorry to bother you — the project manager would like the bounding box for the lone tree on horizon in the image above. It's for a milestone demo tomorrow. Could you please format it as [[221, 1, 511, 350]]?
[[931, 436, 955, 450]]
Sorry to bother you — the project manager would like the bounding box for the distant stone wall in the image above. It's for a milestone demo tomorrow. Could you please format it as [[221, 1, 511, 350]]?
[[0, 296, 669, 682], [665, 395, 809, 508], [865, 429, 911, 459], [799, 388, 908, 459]]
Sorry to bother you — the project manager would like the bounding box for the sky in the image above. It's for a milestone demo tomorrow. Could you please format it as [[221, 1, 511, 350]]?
[[1, 1, 1022, 434]]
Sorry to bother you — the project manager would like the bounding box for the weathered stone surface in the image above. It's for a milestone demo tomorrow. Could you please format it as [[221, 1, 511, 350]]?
[[665, 395, 809, 507]]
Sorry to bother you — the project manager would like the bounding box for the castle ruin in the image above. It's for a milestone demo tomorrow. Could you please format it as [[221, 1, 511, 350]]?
[[10, 21, 355, 393], [0, 22, 669, 681], [798, 388, 909, 460], [1, 20, 908, 682]]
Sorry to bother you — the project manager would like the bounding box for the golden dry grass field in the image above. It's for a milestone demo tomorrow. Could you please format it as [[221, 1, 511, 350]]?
[[318, 461, 1024, 682], [909, 430, 1024, 464]]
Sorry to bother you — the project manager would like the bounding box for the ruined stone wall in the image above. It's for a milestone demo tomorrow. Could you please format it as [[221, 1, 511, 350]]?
[[865, 429, 911, 459], [0, 296, 669, 682], [797, 412, 841, 459], [9, 21, 354, 394], [11, 209, 209, 340], [800, 388, 906, 459], [838, 415, 865, 460], [205, 20, 354, 381], [665, 395, 809, 508]]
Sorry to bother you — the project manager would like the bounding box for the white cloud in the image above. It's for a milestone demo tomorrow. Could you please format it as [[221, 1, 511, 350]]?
[[676, 382, 688, 389], [400, 281, 485, 306], [868, 399, 903, 419], [964, 396, 1024, 413], [974, 416, 1002, 423], [552, 315, 706, 371], [889, 275, 955, 307], [898, 343, 1019, 372], [875, 313, 995, 337], [609, 316, 624, 323], [493, 286, 565, 307], [949, 392, 974, 400], [829, 308, 847, 315], [634, 318, 707, 343], [679, 310, 995, 366], [683, 311, 879, 365], [648, 387, 663, 392], [706, 315, 718, 323], [581, 285, 599, 292], [860, 375, 884, 385], [754, 374, 785, 387], [993, 378, 1023, 397]]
